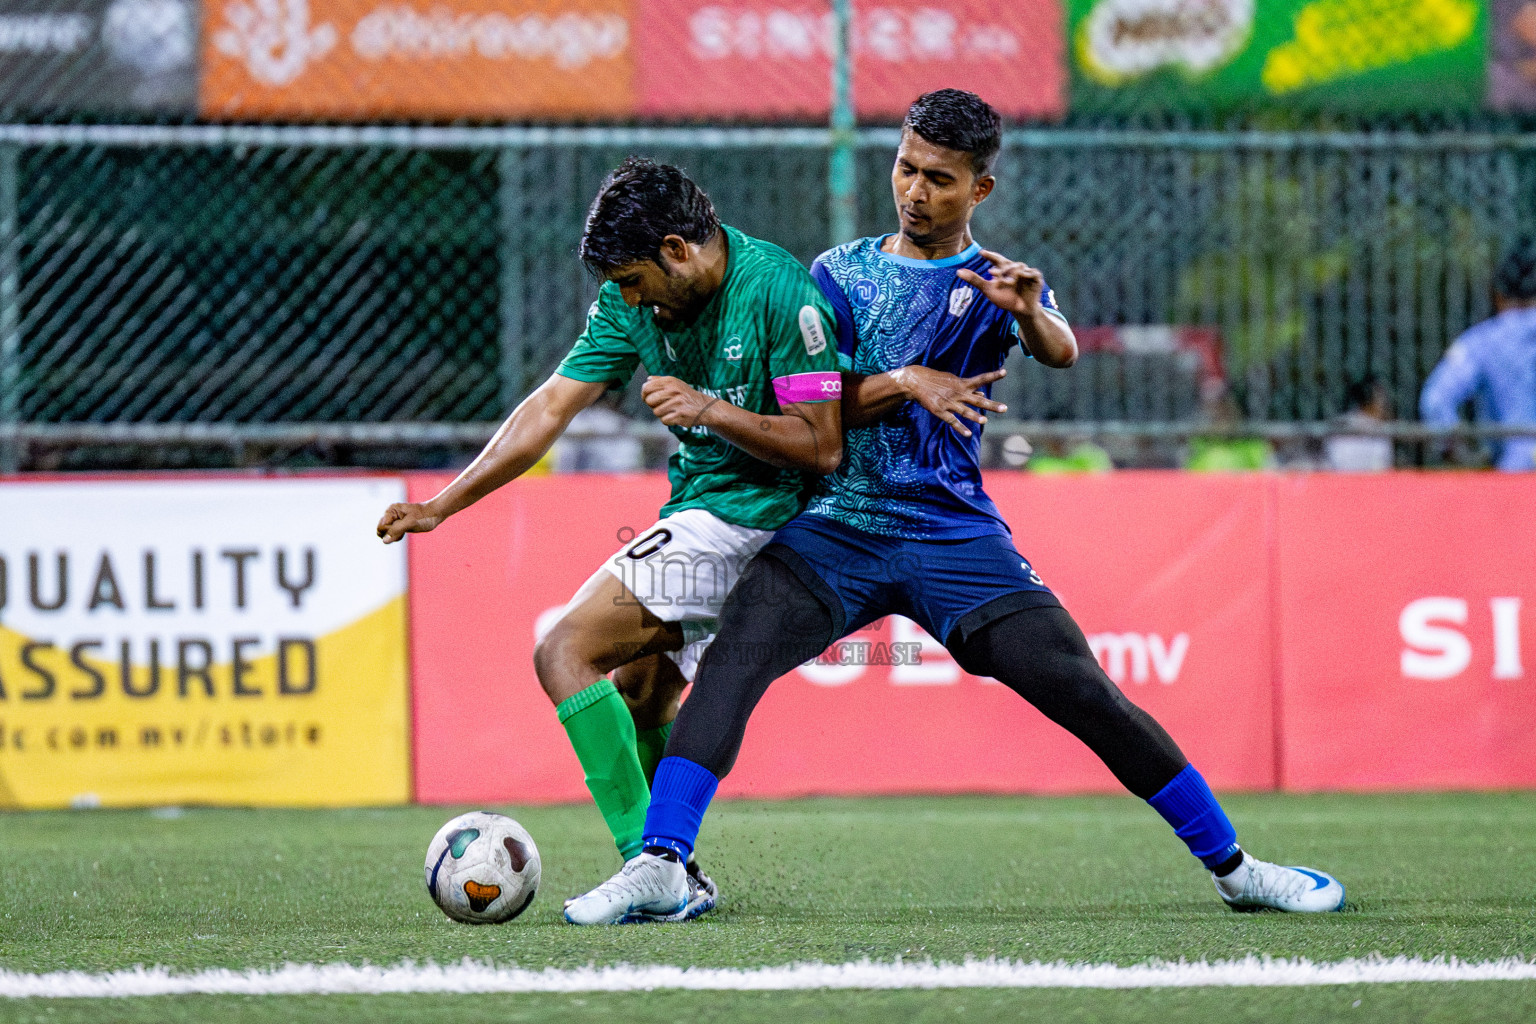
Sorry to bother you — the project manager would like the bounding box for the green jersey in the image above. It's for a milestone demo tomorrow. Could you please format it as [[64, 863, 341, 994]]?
[[557, 226, 842, 530]]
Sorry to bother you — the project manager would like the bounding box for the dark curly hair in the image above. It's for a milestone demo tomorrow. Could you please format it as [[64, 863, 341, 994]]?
[[1496, 236, 1536, 301], [579, 157, 721, 276], [902, 89, 1003, 178]]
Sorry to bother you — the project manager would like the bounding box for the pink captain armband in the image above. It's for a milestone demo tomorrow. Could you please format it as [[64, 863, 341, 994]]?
[[772, 371, 842, 406]]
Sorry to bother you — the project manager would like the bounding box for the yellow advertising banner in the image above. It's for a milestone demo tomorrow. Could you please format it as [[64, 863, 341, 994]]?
[[2, 478, 410, 809], [200, 0, 636, 120]]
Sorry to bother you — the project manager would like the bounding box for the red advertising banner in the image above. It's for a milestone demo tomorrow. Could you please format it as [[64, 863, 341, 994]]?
[[407, 473, 668, 805], [634, 0, 1066, 120], [407, 471, 1273, 805], [1275, 475, 1536, 791]]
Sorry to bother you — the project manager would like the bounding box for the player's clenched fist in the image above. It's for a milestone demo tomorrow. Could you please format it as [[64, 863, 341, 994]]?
[[956, 249, 1046, 317], [376, 502, 443, 544], [642, 375, 718, 428]]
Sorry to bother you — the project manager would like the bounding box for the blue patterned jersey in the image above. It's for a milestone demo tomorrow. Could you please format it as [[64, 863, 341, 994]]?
[[804, 235, 1066, 540]]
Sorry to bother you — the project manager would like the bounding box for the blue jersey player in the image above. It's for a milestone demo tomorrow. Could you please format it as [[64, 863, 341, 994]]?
[[565, 90, 1346, 925]]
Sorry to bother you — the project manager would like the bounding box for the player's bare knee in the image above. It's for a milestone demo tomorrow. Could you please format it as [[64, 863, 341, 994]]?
[[530, 633, 565, 701], [532, 623, 598, 703]]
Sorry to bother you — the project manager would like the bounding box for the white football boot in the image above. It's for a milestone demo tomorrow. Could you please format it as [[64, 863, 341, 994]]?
[[1214, 852, 1346, 913], [563, 852, 689, 925]]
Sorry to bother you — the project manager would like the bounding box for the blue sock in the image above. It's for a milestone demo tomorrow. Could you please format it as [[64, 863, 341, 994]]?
[[1147, 765, 1241, 870], [642, 756, 719, 862]]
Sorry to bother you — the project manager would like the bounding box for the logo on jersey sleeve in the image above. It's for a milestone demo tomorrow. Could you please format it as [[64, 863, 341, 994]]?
[[799, 306, 828, 356], [949, 286, 976, 317], [722, 336, 743, 361]]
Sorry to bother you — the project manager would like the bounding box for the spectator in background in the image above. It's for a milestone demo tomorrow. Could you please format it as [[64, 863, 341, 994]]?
[[1184, 387, 1275, 471], [1420, 237, 1536, 471], [1324, 377, 1394, 472], [1024, 435, 1114, 474]]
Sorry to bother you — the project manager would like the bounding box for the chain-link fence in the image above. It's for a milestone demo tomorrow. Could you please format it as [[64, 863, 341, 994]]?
[[0, 123, 1531, 470]]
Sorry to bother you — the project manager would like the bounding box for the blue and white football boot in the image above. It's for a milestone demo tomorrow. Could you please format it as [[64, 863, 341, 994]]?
[[1214, 852, 1346, 912], [562, 854, 717, 925], [563, 852, 692, 925]]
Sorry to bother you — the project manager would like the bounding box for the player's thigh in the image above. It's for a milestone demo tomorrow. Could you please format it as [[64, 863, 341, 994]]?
[[535, 565, 685, 679], [905, 533, 1059, 655], [616, 507, 771, 621], [537, 508, 768, 679], [951, 603, 1104, 702], [610, 654, 687, 731]]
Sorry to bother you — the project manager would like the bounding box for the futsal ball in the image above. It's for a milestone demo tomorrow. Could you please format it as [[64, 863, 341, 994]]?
[[424, 811, 541, 924]]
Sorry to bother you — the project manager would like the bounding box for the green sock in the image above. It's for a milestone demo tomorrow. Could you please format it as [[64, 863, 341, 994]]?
[[556, 679, 650, 861], [634, 721, 673, 788]]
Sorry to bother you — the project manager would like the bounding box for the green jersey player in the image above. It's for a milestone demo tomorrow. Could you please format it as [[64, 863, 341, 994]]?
[[377, 158, 844, 919]]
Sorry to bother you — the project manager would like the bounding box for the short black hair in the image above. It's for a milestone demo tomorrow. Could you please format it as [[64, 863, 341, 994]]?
[[1344, 376, 1384, 413], [902, 89, 1003, 177], [1496, 236, 1536, 301], [580, 157, 721, 276]]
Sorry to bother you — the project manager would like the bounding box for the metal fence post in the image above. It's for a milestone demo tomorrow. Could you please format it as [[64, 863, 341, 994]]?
[[828, 0, 857, 248], [0, 143, 19, 475], [497, 146, 526, 415]]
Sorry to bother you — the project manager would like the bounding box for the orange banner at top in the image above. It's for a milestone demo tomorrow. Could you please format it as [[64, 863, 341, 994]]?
[[201, 0, 636, 120]]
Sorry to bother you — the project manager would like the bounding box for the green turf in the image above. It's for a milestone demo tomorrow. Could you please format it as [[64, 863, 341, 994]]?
[[2, 793, 1535, 1022], [6, 985, 1536, 1024]]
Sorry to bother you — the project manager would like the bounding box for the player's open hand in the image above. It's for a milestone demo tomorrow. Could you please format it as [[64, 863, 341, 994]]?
[[642, 376, 717, 429], [956, 250, 1045, 318], [377, 502, 442, 544], [891, 365, 1008, 438]]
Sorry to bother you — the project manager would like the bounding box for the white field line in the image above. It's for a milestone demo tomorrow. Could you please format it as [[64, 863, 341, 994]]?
[[4, 957, 1536, 998]]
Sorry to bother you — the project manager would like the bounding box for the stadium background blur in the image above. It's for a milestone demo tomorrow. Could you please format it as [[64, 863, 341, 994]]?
[[2, 0, 1533, 801], [0, 0, 1530, 475]]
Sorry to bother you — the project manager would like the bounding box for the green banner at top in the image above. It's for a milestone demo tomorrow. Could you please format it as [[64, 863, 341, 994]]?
[[1068, 0, 1487, 112]]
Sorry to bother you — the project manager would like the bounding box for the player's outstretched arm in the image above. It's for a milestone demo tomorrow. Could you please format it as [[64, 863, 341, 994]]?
[[376, 373, 608, 543], [957, 250, 1078, 368], [843, 366, 1007, 437], [641, 376, 842, 475]]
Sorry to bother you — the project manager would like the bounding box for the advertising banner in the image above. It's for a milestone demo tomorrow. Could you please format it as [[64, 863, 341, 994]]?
[[407, 471, 1273, 805], [200, 0, 635, 120], [0, 0, 198, 114], [1275, 474, 1536, 791], [634, 0, 1065, 120], [1067, 0, 1486, 112], [408, 472, 668, 806], [1, 478, 410, 809]]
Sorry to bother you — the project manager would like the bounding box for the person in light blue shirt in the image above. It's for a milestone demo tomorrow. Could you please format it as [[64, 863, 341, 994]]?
[[1420, 238, 1536, 471]]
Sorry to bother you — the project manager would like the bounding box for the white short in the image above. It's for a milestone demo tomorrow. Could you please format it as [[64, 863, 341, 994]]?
[[599, 507, 772, 682]]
